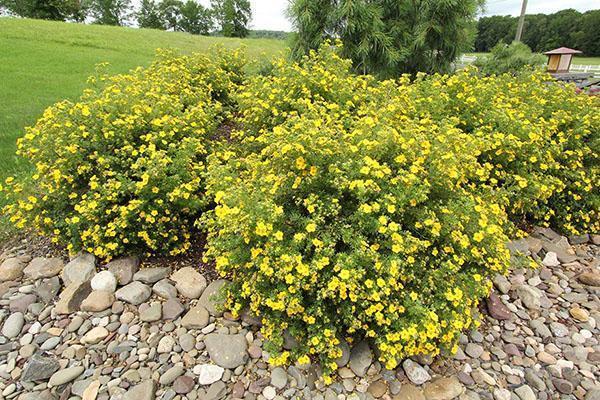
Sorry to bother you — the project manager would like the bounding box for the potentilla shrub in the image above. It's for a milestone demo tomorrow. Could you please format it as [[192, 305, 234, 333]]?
[[410, 69, 600, 234], [3, 48, 246, 258], [204, 103, 511, 376]]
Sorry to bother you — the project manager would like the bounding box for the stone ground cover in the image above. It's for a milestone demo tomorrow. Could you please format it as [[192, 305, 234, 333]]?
[[0, 228, 598, 400]]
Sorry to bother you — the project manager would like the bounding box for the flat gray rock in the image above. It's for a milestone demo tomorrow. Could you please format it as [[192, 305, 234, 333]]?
[[170, 267, 206, 299], [62, 253, 95, 285], [54, 281, 92, 314], [48, 366, 84, 387], [133, 267, 170, 284], [123, 379, 156, 400], [24, 257, 64, 280], [198, 279, 229, 316], [107, 256, 139, 285], [21, 354, 60, 382], [115, 281, 151, 305], [204, 333, 248, 369], [2, 312, 24, 338], [349, 340, 372, 377]]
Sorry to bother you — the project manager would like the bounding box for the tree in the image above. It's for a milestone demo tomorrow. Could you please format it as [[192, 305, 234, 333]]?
[[0, 0, 85, 20], [179, 0, 213, 35], [87, 0, 131, 25], [474, 41, 545, 75], [573, 10, 600, 56], [289, 0, 484, 76], [137, 0, 164, 29], [212, 0, 251, 38], [158, 0, 183, 30]]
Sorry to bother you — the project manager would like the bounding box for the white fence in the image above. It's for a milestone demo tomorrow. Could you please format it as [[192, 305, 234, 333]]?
[[457, 55, 600, 77]]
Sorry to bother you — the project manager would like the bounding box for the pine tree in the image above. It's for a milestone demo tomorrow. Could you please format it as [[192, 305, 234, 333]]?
[[289, 0, 484, 76], [137, 0, 164, 29], [212, 0, 251, 38]]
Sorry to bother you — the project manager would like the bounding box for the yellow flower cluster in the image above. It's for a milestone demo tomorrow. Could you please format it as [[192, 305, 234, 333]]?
[[2, 48, 247, 259], [204, 43, 597, 375]]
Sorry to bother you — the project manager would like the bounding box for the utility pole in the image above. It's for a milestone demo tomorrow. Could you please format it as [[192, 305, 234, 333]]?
[[514, 0, 528, 42]]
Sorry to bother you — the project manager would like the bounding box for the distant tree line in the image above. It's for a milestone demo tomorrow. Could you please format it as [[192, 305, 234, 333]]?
[[0, 0, 253, 37], [476, 9, 600, 56]]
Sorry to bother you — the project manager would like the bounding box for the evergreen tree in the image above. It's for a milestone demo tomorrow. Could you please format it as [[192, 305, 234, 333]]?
[[212, 0, 251, 38], [158, 0, 183, 30], [179, 0, 213, 35], [87, 0, 131, 25], [289, 0, 484, 76], [137, 0, 164, 29]]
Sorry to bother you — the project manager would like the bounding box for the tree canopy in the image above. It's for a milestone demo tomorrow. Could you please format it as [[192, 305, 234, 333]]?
[[289, 0, 484, 77]]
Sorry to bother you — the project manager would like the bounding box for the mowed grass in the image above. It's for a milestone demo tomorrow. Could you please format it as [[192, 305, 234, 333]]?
[[0, 17, 286, 240], [464, 52, 600, 66], [0, 17, 287, 181]]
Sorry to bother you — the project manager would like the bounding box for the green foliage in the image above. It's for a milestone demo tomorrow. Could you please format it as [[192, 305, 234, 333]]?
[[157, 0, 182, 30], [86, 0, 131, 26], [136, 0, 164, 30], [2, 48, 247, 259], [289, 0, 484, 76], [211, 0, 251, 38], [0, 0, 85, 20], [474, 41, 545, 75], [202, 45, 598, 375], [179, 0, 213, 35], [476, 9, 600, 56]]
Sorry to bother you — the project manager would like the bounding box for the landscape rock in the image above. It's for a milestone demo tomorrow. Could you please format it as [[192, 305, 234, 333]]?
[[173, 375, 195, 394], [196, 364, 224, 385], [2, 312, 25, 338], [349, 340, 373, 377], [48, 366, 85, 387], [403, 359, 431, 385], [90, 270, 117, 293], [394, 384, 425, 400], [140, 302, 162, 322], [21, 354, 60, 382], [123, 379, 156, 400], [54, 280, 92, 314], [270, 367, 288, 389], [422, 376, 463, 400], [152, 279, 178, 299], [62, 253, 95, 285], [486, 292, 511, 320], [578, 271, 600, 287], [115, 281, 151, 305], [198, 279, 229, 316], [162, 298, 185, 320], [81, 290, 115, 312], [24, 257, 64, 280], [542, 252, 560, 267], [204, 333, 248, 368], [133, 267, 170, 284], [81, 326, 109, 344], [0, 257, 28, 282], [181, 303, 210, 329], [515, 284, 541, 310], [106, 256, 139, 285], [170, 266, 207, 299]]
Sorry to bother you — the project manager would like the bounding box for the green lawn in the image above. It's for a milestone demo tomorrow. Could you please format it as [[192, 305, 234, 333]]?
[[0, 18, 287, 181], [464, 52, 600, 66]]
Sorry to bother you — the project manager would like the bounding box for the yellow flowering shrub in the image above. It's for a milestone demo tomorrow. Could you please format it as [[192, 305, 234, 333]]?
[[411, 69, 599, 234], [3, 48, 246, 258]]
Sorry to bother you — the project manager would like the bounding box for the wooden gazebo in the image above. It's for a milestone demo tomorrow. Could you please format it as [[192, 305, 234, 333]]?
[[544, 47, 582, 73]]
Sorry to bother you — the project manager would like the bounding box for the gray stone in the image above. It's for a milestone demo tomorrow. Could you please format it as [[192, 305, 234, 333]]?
[[578, 271, 600, 287], [179, 333, 196, 352], [24, 257, 64, 280], [198, 279, 229, 316], [81, 326, 109, 344], [181, 304, 210, 329], [204, 333, 248, 368], [0, 258, 28, 282], [91, 270, 117, 293], [542, 252, 560, 267], [465, 343, 484, 359], [115, 281, 151, 305], [159, 365, 184, 385], [205, 381, 227, 400], [48, 366, 85, 387], [270, 367, 288, 389], [133, 267, 170, 284], [349, 340, 372, 377], [36, 276, 61, 303], [553, 379, 573, 394], [153, 279, 178, 299], [403, 359, 431, 385], [81, 290, 114, 312], [170, 267, 206, 299], [123, 379, 156, 400], [162, 298, 185, 320], [516, 285, 541, 310], [173, 375, 195, 394], [514, 385, 536, 400], [55, 281, 92, 314], [107, 256, 139, 285], [62, 253, 95, 285], [395, 384, 425, 400], [486, 292, 511, 320], [2, 312, 24, 338], [21, 354, 60, 382], [335, 341, 351, 367], [140, 302, 162, 322]]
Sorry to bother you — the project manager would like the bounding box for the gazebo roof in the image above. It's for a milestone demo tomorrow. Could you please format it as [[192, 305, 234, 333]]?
[[544, 47, 582, 55]]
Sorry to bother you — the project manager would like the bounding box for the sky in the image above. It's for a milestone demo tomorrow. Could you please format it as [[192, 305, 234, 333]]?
[[137, 0, 597, 32]]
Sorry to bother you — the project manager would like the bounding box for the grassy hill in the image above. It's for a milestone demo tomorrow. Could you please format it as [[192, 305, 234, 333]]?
[[0, 18, 287, 182]]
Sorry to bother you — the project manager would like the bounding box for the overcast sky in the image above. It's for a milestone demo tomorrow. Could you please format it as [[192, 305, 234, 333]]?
[[156, 1, 597, 32]]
